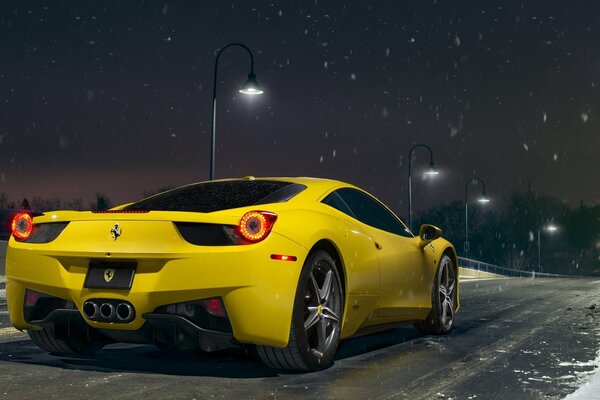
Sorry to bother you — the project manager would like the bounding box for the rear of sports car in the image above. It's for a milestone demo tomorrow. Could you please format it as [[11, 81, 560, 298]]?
[[5, 179, 310, 354]]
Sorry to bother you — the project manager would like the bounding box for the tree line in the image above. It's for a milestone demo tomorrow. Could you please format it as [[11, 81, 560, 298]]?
[[414, 192, 600, 276], [0, 192, 113, 212]]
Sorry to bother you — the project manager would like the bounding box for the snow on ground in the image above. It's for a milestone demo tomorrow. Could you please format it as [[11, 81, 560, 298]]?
[[563, 350, 600, 400]]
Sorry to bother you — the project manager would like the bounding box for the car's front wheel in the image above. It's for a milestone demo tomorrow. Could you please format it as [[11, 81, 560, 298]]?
[[257, 250, 344, 371], [417, 254, 457, 335], [28, 325, 104, 356]]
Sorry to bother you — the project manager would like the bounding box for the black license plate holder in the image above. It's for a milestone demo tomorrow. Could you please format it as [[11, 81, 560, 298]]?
[[84, 260, 137, 290]]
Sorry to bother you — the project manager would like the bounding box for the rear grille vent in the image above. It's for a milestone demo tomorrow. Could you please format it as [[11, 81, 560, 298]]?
[[174, 223, 243, 246], [25, 222, 69, 243]]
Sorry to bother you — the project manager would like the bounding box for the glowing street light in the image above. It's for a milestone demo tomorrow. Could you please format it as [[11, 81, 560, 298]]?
[[239, 73, 263, 95], [464, 177, 490, 258], [546, 224, 558, 233], [210, 42, 263, 180], [407, 144, 439, 231]]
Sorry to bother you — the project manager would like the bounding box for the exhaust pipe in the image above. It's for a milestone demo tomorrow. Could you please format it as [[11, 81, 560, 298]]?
[[99, 303, 116, 319], [82, 299, 134, 322], [83, 301, 99, 319], [116, 303, 135, 322]]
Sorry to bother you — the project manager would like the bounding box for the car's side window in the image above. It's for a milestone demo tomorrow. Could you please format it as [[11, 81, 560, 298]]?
[[322, 191, 356, 219], [335, 188, 412, 238]]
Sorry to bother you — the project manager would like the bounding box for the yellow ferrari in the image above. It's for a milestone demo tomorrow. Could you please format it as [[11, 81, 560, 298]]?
[[6, 177, 459, 371]]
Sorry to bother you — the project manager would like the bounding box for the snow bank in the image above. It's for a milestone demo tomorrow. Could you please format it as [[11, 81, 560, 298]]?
[[563, 350, 600, 400]]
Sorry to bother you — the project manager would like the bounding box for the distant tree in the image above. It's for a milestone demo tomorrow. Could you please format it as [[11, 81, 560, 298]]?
[[63, 198, 85, 211], [0, 192, 8, 208], [92, 193, 112, 211], [31, 196, 61, 211], [21, 198, 31, 210], [415, 201, 464, 245], [499, 193, 570, 273], [416, 200, 498, 262]]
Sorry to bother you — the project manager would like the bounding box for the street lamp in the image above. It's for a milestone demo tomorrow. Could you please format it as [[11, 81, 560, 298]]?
[[210, 42, 263, 180], [407, 144, 438, 231], [538, 223, 558, 272], [464, 177, 490, 258]]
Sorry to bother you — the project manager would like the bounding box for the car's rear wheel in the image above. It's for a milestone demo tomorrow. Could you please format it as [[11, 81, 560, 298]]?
[[417, 254, 457, 335], [28, 325, 104, 356], [257, 250, 343, 371]]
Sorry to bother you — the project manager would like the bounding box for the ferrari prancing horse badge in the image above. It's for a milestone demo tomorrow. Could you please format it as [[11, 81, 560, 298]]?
[[104, 268, 115, 283]]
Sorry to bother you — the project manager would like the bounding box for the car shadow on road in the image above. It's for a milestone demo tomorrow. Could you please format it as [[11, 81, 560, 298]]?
[[0, 326, 432, 378]]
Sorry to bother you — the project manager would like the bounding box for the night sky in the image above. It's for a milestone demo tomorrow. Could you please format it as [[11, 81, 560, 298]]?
[[1, 1, 599, 217]]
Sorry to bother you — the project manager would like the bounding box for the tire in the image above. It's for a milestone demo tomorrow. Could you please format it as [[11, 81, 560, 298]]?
[[417, 254, 457, 335], [257, 250, 344, 371], [28, 325, 103, 356]]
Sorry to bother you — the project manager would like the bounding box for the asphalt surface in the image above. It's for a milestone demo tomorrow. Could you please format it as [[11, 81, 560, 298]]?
[[1, 276, 599, 399]]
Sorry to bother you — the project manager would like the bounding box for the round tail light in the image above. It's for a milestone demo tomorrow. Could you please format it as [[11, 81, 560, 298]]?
[[238, 211, 277, 242], [11, 212, 34, 240]]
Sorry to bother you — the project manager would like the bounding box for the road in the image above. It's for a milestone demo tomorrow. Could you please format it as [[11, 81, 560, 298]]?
[[1, 271, 599, 399]]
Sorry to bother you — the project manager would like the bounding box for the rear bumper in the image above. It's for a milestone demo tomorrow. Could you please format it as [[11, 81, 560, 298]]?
[[6, 232, 307, 348]]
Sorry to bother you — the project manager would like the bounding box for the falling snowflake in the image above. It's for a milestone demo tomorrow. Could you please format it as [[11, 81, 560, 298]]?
[[319, 155, 324, 163], [449, 125, 458, 137], [543, 112, 547, 123], [382, 106, 389, 118], [454, 35, 461, 46], [385, 47, 390, 57], [553, 153, 558, 161], [332, 149, 336, 158], [523, 143, 529, 151], [581, 112, 589, 123], [350, 73, 357, 81]]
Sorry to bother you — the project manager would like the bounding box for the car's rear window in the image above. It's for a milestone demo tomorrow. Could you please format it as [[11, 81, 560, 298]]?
[[124, 180, 306, 213]]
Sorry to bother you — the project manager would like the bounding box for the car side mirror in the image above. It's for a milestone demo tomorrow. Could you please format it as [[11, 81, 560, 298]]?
[[418, 224, 442, 248]]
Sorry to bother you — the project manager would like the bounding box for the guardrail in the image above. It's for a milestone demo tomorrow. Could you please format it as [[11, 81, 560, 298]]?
[[459, 256, 573, 278]]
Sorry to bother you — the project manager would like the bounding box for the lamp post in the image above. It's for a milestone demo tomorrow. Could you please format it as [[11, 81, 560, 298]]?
[[538, 223, 558, 272], [464, 177, 490, 258], [407, 144, 438, 231], [210, 42, 263, 180]]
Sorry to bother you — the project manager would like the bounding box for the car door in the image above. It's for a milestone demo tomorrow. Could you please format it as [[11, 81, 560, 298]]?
[[335, 188, 433, 321]]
